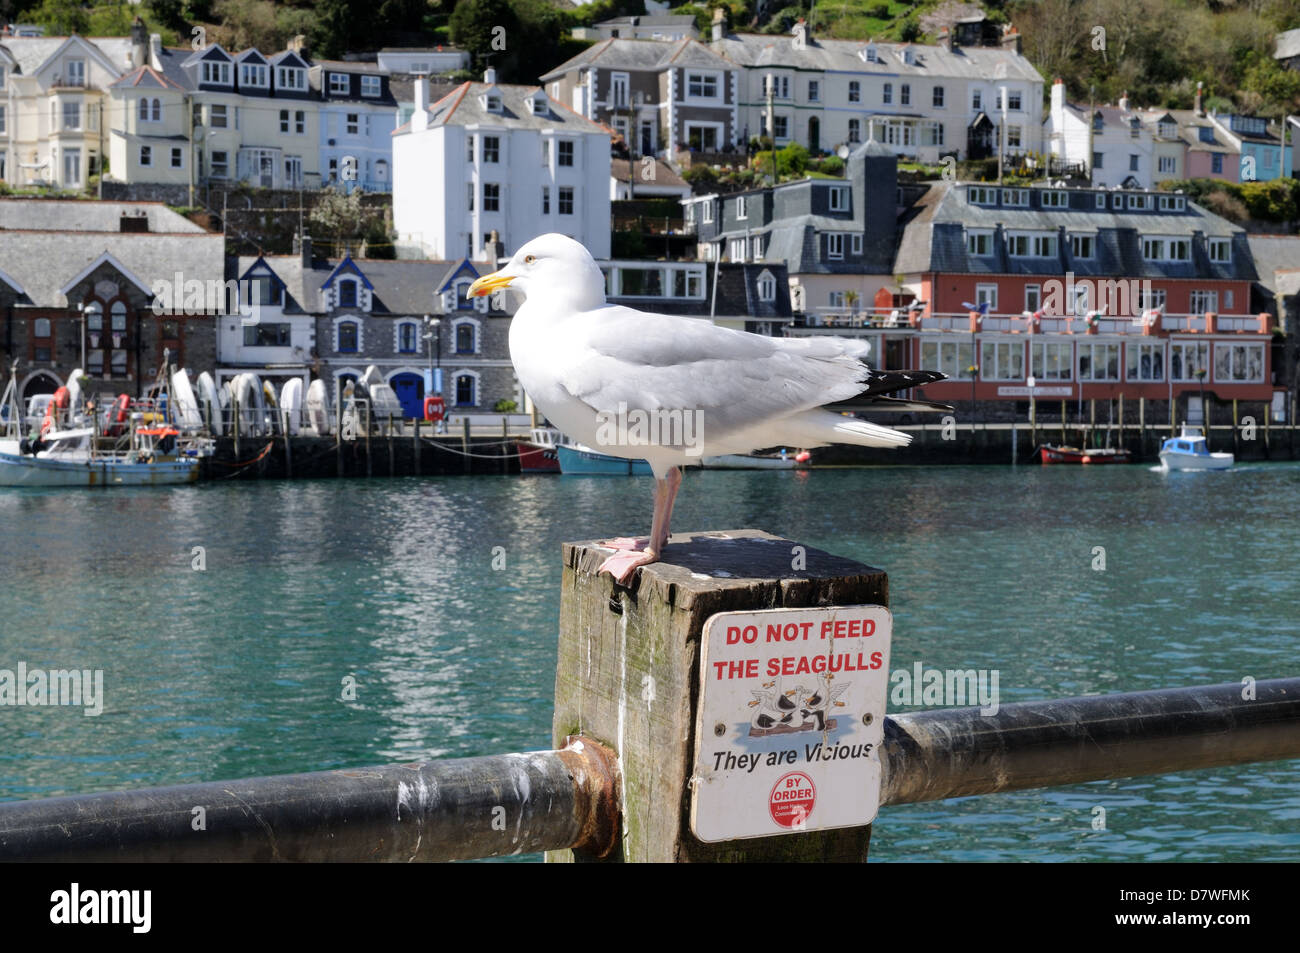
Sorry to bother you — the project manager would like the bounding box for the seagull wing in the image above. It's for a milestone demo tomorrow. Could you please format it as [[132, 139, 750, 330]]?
[[558, 305, 898, 439]]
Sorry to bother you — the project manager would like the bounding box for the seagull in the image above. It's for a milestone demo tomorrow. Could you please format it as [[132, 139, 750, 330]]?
[[468, 234, 950, 584]]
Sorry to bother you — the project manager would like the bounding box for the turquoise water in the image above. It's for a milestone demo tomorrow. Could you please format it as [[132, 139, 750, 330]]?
[[1, 464, 1297, 861]]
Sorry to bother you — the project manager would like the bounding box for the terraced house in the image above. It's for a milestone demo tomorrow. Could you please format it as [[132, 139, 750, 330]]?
[[886, 181, 1275, 415], [541, 37, 739, 157], [710, 17, 1043, 161], [0, 32, 137, 188]]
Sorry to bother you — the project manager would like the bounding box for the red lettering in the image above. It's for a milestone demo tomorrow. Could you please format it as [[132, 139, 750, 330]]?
[[766, 624, 783, 643], [848, 619, 861, 638], [767, 658, 781, 676], [745, 659, 759, 678], [863, 619, 876, 637], [870, 651, 882, 669], [834, 620, 847, 638], [812, 654, 826, 673], [800, 622, 814, 640], [726, 626, 741, 645], [742, 625, 758, 644], [795, 656, 810, 675], [820, 620, 833, 639]]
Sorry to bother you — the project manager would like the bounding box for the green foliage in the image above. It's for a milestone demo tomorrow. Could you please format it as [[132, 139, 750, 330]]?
[[681, 164, 719, 192], [32, 0, 89, 34], [309, 187, 382, 244], [493, 399, 519, 413], [812, 155, 845, 176], [1159, 177, 1300, 224]]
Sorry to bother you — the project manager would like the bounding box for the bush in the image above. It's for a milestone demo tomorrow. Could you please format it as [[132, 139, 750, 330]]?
[[777, 143, 810, 176], [493, 399, 518, 413], [1202, 190, 1249, 222], [813, 155, 845, 176], [682, 164, 719, 194], [866, 3, 889, 18]]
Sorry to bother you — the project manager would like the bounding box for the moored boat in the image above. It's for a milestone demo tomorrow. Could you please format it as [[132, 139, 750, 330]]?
[[1039, 445, 1132, 465], [516, 427, 571, 473], [1159, 425, 1233, 471], [701, 450, 810, 469], [555, 442, 653, 475]]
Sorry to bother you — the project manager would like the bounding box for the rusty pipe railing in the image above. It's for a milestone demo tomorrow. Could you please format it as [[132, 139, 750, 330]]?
[[0, 736, 618, 863], [1, 680, 1297, 861]]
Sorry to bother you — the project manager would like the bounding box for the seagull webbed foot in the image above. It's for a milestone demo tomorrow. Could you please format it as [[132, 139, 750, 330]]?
[[596, 538, 659, 584]]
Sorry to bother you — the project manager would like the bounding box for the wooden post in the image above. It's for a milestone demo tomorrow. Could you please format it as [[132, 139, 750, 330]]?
[[232, 398, 241, 460], [501, 416, 509, 474], [1089, 398, 1095, 448], [1232, 399, 1239, 458], [462, 416, 471, 474], [1169, 395, 1176, 436], [1060, 399, 1067, 446], [413, 416, 421, 476], [365, 401, 372, 478], [1118, 394, 1124, 450], [388, 413, 395, 476], [336, 388, 344, 477], [1265, 404, 1271, 455], [548, 529, 887, 863], [283, 422, 292, 479]]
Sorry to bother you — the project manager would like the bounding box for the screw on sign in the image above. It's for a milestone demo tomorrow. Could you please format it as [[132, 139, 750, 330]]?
[[770, 771, 816, 829]]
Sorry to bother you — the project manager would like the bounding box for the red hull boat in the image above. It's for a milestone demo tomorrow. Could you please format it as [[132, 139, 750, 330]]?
[[1039, 445, 1132, 465]]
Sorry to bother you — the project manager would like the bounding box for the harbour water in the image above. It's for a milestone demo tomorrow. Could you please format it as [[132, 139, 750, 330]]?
[[1, 463, 1297, 861]]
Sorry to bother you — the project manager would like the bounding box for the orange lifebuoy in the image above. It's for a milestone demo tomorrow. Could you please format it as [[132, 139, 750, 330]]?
[[423, 395, 445, 422], [41, 386, 69, 434]]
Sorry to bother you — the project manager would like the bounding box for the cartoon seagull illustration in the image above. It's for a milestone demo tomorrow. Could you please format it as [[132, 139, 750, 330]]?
[[762, 678, 809, 728], [798, 674, 850, 731], [748, 688, 783, 732]]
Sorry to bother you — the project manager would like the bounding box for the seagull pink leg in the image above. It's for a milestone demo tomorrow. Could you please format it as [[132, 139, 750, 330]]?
[[598, 467, 682, 584]]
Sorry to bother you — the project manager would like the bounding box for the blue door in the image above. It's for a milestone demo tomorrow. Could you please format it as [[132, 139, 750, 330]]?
[[390, 373, 425, 419]]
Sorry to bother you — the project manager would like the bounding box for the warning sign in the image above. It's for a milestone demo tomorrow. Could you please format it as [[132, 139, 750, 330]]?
[[689, 605, 892, 843]]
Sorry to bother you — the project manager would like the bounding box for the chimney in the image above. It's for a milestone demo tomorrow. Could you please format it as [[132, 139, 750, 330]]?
[[484, 229, 505, 265], [288, 34, 309, 58], [1000, 24, 1022, 55], [1051, 77, 1065, 123], [301, 234, 313, 267], [711, 7, 727, 44], [149, 33, 163, 70], [793, 17, 807, 40], [1118, 90, 1129, 112], [130, 16, 147, 69], [484, 67, 497, 85], [1194, 81, 1204, 118], [413, 76, 428, 131], [941, 28, 957, 53]]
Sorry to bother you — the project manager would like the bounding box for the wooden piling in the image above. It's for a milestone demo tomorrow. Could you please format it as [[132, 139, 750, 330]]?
[[335, 387, 344, 477], [1233, 398, 1239, 458], [501, 416, 509, 474], [1118, 394, 1124, 449], [1060, 399, 1067, 446], [232, 399, 241, 460], [388, 414, 395, 476], [548, 529, 887, 863], [1088, 398, 1095, 448], [462, 417, 471, 474], [413, 416, 421, 476], [283, 419, 292, 479], [364, 401, 372, 478]]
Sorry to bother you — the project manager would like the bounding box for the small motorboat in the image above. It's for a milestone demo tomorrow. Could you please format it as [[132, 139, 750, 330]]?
[[1039, 445, 1131, 465], [516, 427, 571, 473], [701, 450, 811, 469], [555, 442, 653, 475], [1159, 425, 1233, 471]]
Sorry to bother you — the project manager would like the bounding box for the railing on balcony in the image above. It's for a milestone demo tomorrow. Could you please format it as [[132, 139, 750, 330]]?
[[792, 309, 1271, 336]]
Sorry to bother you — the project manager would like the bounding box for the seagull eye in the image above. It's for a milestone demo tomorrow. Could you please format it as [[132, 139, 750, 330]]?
[[525, 255, 536, 264]]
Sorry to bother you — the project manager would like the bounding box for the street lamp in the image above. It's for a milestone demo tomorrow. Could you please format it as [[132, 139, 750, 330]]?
[[423, 312, 442, 429]]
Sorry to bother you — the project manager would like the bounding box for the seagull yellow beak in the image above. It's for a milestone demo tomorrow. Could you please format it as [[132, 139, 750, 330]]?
[[467, 272, 514, 298]]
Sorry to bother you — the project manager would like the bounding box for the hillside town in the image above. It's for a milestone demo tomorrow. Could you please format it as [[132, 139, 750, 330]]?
[[0, 8, 1297, 431]]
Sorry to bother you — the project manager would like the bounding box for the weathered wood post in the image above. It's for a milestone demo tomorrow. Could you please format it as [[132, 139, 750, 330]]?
[[413, 415, 421, 476], [336, 388, 344, 477], [548, 529, 888, 863], [364, 400, 372, 478], [1233, 398, 1240, 458], [232, 398, 241, 460], [1118, 393, 1124, 450], [501, 416, 510, 474], [387, 413, 395, 475], [462, 416, 471, 474]]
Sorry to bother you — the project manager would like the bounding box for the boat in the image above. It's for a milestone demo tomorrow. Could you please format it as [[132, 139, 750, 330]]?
[[1159, 425, 1233, 471], [304, 379, 333, 435], [701, 450, 811, 470], [280, 378, 303, 436], [1039, 445, 1132, 465], [0, 426, 200, 487], [516, 427, 572, 473], [555, 442, 653, 475]]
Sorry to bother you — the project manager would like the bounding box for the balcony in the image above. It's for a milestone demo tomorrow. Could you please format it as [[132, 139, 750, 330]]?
[[790, 309, 1271, 336]]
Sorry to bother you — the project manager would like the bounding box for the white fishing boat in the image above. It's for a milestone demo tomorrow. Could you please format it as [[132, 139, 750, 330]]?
[[1159, 425, 1233, 471], [0, 362, 201, 487]]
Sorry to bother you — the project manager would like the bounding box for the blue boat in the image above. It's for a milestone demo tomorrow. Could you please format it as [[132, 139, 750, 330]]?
[[555, 443, 653, 475]]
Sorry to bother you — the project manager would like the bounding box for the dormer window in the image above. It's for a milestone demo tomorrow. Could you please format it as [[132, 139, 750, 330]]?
[[860, 45, 878, 63], [1158, 121, 1176, 139], [901, 47, 915, 65], [338, 279, 358, 308], [329, 73, 349, 94], [361, 75, 381, 98], [1092, 113, 1104, 133], [240, 63, 267, 88], [527, 92, 549, 116], [276, 66, 305, 91], [202, 60, 232, 85], [484, 92, 502, 112]]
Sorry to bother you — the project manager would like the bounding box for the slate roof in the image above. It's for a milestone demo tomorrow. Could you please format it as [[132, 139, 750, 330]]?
[[1, 35, 133, 75], [0, 199, 204, 233], [1275, 28, 1300, 61], [0, 231, 223, 307], [712, 33, 1042, 83], [541, 37, 733, 79], [235, 255, 470, 315], [404, 81, 611, 136], [110, 64, 185, 90], [893, 181, 1257, 281], [611, 157, 688, 188], [1247, 235, 1300, 294], [606, 262, 791, 319]]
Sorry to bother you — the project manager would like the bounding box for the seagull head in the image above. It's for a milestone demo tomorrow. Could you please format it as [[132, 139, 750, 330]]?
[[467, 233, 607, 312]]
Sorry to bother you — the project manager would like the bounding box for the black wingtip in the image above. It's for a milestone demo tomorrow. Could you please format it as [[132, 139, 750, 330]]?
[[859, 369, 948, 397]]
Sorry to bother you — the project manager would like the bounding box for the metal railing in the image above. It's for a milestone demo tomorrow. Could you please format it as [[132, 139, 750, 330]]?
[[1, 678, 1295, 862], [795, 310, 1268, 336]]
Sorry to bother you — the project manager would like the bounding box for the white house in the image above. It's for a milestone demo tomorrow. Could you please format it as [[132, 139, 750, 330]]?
[[711, 21, 1044, 160], [393, 70, 613, 260]]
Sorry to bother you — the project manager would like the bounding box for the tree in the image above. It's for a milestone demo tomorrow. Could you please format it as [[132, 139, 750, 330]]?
[[32, 0, 89, 35], [450, 0, 521, 78], [309, 188, 382, 254]]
